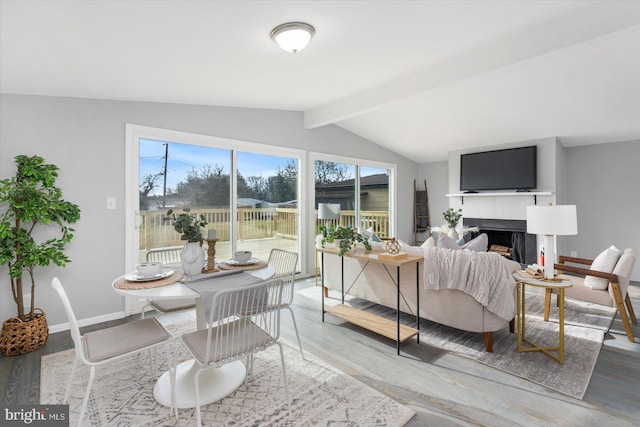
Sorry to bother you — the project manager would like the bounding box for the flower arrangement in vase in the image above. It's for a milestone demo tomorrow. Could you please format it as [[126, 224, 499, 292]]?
[[442, 208, 463, 240], [167, 208, 208, 276]]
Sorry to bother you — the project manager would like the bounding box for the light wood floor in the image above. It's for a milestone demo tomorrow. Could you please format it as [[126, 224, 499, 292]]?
[[2, 280, 639, 426]]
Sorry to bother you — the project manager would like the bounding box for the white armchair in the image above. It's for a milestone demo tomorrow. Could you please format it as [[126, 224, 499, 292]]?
[[549, 248, 637, 342]]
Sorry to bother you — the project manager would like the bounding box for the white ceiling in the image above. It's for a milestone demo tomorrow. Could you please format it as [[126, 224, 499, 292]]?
[[2, 1, 639, 162]]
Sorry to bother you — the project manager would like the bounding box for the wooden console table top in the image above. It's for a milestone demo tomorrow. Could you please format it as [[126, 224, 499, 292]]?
[[317, 247, 423, 267]]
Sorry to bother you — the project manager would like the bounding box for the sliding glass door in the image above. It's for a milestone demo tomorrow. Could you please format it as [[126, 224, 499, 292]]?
[[127, 126, 302, 302]]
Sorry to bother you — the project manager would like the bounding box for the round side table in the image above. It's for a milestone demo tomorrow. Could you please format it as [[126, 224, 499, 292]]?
[[513, 272, 572, 364]]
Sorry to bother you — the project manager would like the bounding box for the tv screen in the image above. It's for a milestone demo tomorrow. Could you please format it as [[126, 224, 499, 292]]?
[[460, 146, 537, 191]]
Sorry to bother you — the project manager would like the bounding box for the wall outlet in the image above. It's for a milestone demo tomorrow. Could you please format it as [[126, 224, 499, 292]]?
[[427, 274, 435, 285], [570, 251, 578, 258], [23, 293, 31, 312]]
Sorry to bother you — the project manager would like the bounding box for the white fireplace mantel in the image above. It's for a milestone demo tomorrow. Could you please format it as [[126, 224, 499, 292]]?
[[446, 191, 553, 205]]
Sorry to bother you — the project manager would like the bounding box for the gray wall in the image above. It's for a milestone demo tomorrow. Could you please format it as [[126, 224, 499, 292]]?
[[0, 94, 419, 326], [564, 139, 640, 280]]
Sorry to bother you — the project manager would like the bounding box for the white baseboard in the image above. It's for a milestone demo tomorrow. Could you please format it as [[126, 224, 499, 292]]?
[[48, 311, 126, 334]]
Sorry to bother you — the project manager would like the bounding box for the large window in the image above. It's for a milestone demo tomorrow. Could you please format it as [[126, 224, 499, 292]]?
[[313, 158, 393, 238], [126, 126, 302, 305]]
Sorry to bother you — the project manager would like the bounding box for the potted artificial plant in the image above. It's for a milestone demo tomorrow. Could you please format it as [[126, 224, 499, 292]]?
[[167, 208, 208, 277], [0, 155, 81, 356], [320, 224, 371, 256]]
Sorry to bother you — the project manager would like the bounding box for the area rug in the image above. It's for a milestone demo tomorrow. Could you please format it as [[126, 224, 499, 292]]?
[[40, 322, 415, 426], [298, 286, 617, 399]]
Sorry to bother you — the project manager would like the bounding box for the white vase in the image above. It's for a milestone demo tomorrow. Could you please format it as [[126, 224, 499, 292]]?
[[181, 242, 205, 277], [447, 228, 459, 241]]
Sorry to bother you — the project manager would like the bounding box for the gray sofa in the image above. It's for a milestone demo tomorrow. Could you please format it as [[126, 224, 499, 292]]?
[[318, 238, 520, 351]]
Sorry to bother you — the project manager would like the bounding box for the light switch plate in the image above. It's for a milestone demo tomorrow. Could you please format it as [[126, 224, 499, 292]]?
[[106, 197, 117, 210]]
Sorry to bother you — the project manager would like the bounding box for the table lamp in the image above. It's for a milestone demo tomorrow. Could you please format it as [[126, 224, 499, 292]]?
[[318, 203, 340, 232], [526, 204, 578, 281]]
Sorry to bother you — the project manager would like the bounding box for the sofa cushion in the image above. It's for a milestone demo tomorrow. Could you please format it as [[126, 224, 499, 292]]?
[[584, 245, 621, 290], [563, 275, 613, 306]]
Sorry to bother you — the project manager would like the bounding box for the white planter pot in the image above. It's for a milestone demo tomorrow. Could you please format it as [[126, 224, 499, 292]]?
[[181, 242, 205, 277]]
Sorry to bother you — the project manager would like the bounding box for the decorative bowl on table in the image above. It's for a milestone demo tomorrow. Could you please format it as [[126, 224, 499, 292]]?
[[233, 251, 252, 263]]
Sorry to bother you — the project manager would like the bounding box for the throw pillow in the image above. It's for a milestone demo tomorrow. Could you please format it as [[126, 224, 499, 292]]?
[[460, 233, 489, 252], [584, 245, 622, 290], [435, 233, 461, 250]]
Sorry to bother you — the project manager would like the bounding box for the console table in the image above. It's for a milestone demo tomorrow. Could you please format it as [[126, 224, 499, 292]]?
[[318, 247, 421, 355]]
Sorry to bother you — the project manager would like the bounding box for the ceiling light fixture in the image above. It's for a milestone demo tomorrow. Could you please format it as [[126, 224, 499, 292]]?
[[270, 22, 315, 54]]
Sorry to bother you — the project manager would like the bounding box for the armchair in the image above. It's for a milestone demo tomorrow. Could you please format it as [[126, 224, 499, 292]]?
[[548, 248, 637, 342]]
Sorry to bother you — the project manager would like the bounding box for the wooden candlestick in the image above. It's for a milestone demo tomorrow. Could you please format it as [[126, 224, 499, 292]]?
[[203, 238, 219, 273]]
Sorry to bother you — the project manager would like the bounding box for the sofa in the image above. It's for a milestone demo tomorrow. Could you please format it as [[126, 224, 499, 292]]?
[[318, 235, 520, 352]]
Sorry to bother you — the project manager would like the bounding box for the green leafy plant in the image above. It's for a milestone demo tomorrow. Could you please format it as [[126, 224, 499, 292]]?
[[443, 208, 462, 229], [320, 224, 371, 256], [167, 208, 208, 244], [0, 155, 81, 321]]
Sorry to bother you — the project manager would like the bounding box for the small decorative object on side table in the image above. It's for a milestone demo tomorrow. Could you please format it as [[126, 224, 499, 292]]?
[[203, 229, 219, 273]]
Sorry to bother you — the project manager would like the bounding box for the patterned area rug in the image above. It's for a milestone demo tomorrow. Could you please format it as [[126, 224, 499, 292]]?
[[299, 286, 616, 399], [40, 321, 415, 426]]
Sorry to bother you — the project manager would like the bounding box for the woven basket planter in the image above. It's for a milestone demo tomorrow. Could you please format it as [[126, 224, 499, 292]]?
[[0, 308, 49, 356]]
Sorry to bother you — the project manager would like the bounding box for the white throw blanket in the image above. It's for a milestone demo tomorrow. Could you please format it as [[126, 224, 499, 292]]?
[[423, 247, 516, 321]]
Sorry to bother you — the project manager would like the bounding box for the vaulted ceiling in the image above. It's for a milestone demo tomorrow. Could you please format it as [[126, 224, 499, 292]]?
[[2, 1, 639, 162]]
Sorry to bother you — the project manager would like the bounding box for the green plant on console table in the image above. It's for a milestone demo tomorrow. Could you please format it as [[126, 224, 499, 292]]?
[[320, 224, 371, 256]]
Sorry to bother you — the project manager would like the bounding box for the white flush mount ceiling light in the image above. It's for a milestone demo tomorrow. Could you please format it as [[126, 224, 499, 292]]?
[[270, 22, 315, 54]]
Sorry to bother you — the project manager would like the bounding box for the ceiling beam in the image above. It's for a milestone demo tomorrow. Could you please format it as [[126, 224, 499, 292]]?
[[304, 2, 640, 129]]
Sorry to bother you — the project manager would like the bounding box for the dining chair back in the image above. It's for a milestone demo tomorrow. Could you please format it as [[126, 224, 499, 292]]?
[[141, 247, 196, 317], [267, 248, 304, 358], [51, 277, 175, 426], [180, 277, 290, 425]]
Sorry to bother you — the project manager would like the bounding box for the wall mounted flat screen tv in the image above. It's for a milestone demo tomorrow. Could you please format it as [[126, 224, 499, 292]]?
[[460, 146, 537, 191]]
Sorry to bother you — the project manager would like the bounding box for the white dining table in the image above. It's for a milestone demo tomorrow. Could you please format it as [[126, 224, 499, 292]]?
[[112, 264, 275, 409]]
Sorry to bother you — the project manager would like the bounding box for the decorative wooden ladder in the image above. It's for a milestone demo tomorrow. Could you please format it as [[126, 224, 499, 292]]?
[[414, 179, 430, 245]]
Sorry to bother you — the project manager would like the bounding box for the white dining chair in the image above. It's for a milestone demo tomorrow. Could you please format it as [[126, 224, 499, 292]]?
[[51, 277, 176, 426], [267, 248, 303, 358], [179, 277, 290, 425]]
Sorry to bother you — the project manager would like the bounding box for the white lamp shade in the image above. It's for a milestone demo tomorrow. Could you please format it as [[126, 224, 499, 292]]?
[[526, 205, 578, 236], [270, 22, 315, 53], [318, 203, 340, 220]]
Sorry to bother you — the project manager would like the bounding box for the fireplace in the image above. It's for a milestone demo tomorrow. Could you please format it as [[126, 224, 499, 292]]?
[[463, 218, 536, 266]]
